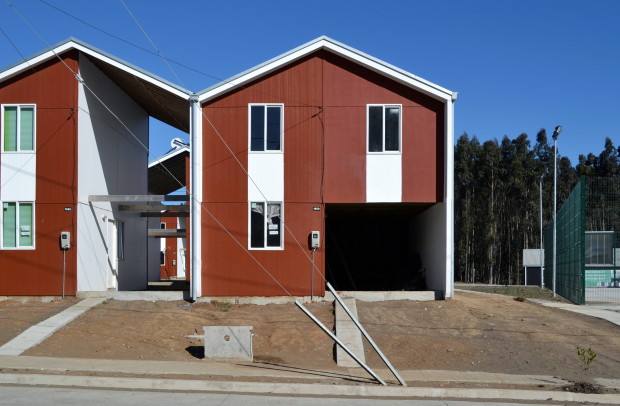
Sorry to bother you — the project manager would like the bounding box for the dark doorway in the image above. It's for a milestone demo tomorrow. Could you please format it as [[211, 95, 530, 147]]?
[[325, 203, 431, 291]]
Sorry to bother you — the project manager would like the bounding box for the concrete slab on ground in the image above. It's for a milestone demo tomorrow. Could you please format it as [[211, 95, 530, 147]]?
[[335, 298, 365, 367], [0, 298, 105, 356]]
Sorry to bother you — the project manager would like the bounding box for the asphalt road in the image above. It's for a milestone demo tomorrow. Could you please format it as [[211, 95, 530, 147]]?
[[0, 385, 572, 406]]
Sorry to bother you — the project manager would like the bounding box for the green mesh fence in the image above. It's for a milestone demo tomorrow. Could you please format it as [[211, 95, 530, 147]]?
[[584, 177, 620, 305], [545, 176, 620, 305], [544, 176, 585, 305]]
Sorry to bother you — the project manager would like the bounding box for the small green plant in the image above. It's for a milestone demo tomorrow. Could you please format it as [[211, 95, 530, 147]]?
[[215, 302, 231, 312], [576, 346, 597, 382]]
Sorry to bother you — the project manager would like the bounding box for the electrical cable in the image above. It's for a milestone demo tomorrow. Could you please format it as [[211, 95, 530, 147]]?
[[6, 0, 328, 300], [35, 0, 320, 109]]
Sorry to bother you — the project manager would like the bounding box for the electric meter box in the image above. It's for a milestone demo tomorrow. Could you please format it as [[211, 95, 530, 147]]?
[[60, 231, 71, 250], [310, 231, 320, 249]]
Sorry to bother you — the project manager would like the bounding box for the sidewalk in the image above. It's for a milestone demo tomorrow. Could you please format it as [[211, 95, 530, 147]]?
[[1, 354, 620, 404]]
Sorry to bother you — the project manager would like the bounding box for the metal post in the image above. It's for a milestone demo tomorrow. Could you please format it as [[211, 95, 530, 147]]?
[[294, 300, 386, 386], [311, 248, 315, 300], [551, 126, 563, 297], [540, 178, 544, 289], [190, 94, 200, 302], [327, 282, 407, 386], [553, 136, 557, 297], [62, 250, 66, 299]]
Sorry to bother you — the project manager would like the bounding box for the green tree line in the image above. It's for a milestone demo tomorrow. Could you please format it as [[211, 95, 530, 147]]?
[[455, 131, 619, 284]]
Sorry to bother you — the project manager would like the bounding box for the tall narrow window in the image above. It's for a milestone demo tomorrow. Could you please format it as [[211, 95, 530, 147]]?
[[2, 201, 34, 249], [249, 104, 283, 152], [367, 105, 401, 153], [249, 201, 282, 249], [117, 221, 125, 261], [2, 105, 35, 152]]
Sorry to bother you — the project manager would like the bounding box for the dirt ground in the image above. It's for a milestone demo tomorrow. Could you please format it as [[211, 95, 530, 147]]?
[[9, 292, 620, 383], [0, 298, 79, 346]]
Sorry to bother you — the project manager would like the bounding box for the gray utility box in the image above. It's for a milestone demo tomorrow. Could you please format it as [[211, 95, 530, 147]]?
[[203, 326, 253, 361]]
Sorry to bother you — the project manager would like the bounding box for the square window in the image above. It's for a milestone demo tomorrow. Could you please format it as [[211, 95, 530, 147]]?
[[367, 105, 401, 153], [249, 104, 283, 152], [249, 201, 282, 249], [2, 105, 35, 152], [2, 201, 34, 249]]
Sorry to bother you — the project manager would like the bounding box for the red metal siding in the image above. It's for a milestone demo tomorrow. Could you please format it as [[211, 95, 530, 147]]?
[[201, 202, 324, 296], [159, 217, 178, 279], [202, 56, 325, 296], [200, 50, 444, 296], [322, 52, 444, 203], [0, 52, 79, 295]]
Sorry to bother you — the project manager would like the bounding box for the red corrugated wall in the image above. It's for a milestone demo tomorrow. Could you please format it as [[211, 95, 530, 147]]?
[[0, 52, 79, 295], [200, 50, 444, 296], [159, 216, 178, 279]]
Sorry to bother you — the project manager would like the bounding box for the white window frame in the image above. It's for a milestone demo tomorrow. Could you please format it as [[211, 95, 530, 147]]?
[[248, 201, 284, 250], [366, 104, 402, 154], [1, 201, 35, 250], [1, 104, 36, 153], [248, 103, 284, 153]]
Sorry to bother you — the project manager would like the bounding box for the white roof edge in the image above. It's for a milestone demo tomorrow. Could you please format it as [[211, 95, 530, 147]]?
[[198, 36, 455, 103], [0, 37, 192, 100], [148, 146, 189, 168]]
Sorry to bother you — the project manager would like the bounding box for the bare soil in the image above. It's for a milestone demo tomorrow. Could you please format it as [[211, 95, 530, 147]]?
[[12, 292, 620, 384], [0, 299, 79, 346]]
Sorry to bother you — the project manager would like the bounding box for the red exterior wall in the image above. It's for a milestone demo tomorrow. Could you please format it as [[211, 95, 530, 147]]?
[[322, 52, 444, 202], [201, 51, 444, 296], [0, 52, 79, 295], [159, 217, 178, 279]]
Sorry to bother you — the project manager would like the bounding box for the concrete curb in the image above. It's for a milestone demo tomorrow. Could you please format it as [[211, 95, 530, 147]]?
[[0, 298, 105, 356], [1, 373, 619, 403]]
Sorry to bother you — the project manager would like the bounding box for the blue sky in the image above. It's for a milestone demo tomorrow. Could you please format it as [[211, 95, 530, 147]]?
[[1, 0, 619, 163]]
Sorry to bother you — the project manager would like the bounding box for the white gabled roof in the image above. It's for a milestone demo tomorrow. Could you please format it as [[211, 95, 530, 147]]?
[[198, 36, 457, 104], [0, 38, 192, 132]]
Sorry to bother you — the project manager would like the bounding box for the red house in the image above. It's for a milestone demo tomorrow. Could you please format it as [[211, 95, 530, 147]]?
[[194, 37, 456, 298], [1, 37, 455, 299]]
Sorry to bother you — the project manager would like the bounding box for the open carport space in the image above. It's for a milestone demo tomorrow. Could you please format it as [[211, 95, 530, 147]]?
[[325, 203, 437, 292]]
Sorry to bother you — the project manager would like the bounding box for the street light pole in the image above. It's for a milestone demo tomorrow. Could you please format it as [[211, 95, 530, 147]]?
[[552, 125, 562, 298], [540, 176, 544, 289]]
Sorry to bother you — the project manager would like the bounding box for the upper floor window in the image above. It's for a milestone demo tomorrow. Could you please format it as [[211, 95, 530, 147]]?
[[249, 104, 283, 152], [2, 201, 34, 249], [2, 105, 35, 152], [367, 104, 401, 153]]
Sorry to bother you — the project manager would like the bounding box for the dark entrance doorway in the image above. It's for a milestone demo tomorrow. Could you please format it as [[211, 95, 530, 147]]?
[[325, 203, 431, 291]]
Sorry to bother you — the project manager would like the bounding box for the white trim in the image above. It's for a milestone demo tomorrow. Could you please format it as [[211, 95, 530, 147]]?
[[248, 201, 284, 251], [148, 146, 189, 168], [445, 99, 455, 299], [0, 40, 190, 100], [0, 201, 35, 250], [1, 104, 36, 153], [199, 37, 454, 103], [248, 103, 284, 153], [190, 96, 202, 298], [366, 104, 402, 154]]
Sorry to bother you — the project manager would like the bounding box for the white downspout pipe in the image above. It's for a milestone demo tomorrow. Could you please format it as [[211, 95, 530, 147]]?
[[190, 94, 201, 301]]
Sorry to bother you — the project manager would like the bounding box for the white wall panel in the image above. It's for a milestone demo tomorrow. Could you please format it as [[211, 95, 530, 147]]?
[[76, 54, 149, 292], [0, 154, 36, 201], [409, 203, 448, 297], [366, 154, 401, 202], [248, 153, 284, 201]]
